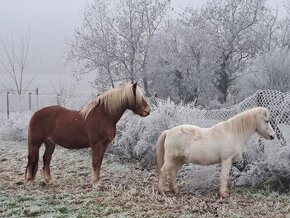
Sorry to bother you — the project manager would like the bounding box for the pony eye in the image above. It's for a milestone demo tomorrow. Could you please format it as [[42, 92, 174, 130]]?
[[266, 120, 269, 123]]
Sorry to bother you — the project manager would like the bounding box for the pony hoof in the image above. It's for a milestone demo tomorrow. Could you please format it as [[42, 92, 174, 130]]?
[[173, 187, 180, 194], [158, 187, 166, 194], [170, 185, 180, 193]]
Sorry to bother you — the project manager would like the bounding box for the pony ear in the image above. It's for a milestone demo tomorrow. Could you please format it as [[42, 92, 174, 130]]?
[[258, 108, 268, 117], [132, 81, 137, 96], [264, 109, 270, 118]]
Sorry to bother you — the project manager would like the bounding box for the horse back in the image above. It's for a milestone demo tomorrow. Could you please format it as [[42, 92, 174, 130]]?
[[29, 106, 89, 148], [30, 105, 74, 125]]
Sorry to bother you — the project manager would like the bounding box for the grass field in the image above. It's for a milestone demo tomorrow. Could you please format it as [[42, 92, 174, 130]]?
[[1, 141, 290, 217]]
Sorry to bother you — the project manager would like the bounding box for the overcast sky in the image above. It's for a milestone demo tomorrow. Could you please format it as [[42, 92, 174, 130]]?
[[0, 0, 287, 93]]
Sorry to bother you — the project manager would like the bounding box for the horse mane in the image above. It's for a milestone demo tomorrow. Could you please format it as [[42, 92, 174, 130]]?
[[80, 84, 143, 120], [223, 107, 264, 135]]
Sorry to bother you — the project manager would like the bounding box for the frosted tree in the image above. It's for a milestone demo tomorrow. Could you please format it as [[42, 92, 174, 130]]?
[[67, 0, 170, 94], [147, 11, 216, 104], [146, 0, 288, 105], [67, 0, 118, 91], [242, 3, 290, 94], [146, 20, 183, 102], [203, 0, 268, 103], [278, 2, 290, 51]]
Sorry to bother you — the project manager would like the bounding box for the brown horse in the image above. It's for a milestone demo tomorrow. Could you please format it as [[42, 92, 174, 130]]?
[[25, 82, 151, 187]]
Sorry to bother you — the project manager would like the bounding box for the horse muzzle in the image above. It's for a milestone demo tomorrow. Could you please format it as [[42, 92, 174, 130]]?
[[142, 110, 150, 117]]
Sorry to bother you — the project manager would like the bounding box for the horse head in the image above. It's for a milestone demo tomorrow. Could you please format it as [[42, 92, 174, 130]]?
[[130, 82, 151, 117]]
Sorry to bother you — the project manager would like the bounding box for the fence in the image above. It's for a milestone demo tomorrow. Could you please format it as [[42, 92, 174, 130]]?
[[195, 89, 290, 147], [0, 92, 92, 118]]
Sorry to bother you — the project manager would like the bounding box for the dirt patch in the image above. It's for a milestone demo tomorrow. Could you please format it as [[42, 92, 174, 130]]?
[[0, 141, 290, 217]]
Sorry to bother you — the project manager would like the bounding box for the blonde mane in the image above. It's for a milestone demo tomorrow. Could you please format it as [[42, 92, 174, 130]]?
[[80, 84, 144, 119], [224, 107, 264, 135]]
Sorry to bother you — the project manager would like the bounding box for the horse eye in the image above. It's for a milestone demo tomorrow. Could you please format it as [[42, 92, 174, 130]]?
[[266, 120, 269, 123]]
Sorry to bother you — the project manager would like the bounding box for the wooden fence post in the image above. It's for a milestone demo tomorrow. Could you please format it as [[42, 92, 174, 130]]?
[[57, 94, 60, 106], [29, 92, 32, 110], [6, 92, 9, 119], [35, 87, 39, 110]]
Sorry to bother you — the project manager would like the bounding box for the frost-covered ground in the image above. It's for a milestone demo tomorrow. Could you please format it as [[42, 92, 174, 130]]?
[[1, 95, 290, 217], [1, 140, 290, 217]]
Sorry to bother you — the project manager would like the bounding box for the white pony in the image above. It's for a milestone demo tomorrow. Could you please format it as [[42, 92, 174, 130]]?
[[156, 107, 275, 198]]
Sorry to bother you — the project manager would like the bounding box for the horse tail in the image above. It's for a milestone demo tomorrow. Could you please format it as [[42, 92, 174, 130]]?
[[156, 130, 167, 177], [25, 118, 41, 181]]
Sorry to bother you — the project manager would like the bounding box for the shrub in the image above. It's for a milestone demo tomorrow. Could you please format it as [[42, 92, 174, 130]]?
[[0, 112, 30, 141], [110, 98, 217, 169]]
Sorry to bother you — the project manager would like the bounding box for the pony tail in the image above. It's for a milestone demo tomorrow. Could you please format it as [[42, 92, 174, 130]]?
[[156, 130, 167, 177]]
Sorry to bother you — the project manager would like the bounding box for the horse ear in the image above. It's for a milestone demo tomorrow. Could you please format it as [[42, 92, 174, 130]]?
[[132, 81, 137, 96]]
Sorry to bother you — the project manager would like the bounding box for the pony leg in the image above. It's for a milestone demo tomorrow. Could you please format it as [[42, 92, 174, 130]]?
[[42, 139, 56, 184], [25, 142, 41, 182], [158, 165, 168, 193], [219, 158, 232, 198], [158, 160, 175, 193], [169, 159, 183, 193]]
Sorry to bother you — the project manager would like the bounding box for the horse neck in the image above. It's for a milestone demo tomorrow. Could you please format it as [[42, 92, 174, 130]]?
[[103, 98, 131, 124], [111, 105, 128, 124]]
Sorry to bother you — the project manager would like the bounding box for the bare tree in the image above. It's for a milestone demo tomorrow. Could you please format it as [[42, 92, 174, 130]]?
[[0, 31, 38, 95]]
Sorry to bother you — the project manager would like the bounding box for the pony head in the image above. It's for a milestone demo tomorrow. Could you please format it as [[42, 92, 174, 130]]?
[[255, 107, 275, 140], [129, 82, 151, 117]]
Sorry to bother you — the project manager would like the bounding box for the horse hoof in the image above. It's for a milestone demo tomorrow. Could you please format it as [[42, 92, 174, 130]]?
[[25, 174, 34, 182], [26, 179, 34, 185], [92, 181, 102, 190], [45, 179, 54, 185], [220, 191, 230, 198], [43, 176, 54, 185]]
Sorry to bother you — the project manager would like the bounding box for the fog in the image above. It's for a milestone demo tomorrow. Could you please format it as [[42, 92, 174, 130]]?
[[0, 0, 287, 94]]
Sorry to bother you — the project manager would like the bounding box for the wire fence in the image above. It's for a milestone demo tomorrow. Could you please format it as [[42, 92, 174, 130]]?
[[0, 92, 92, 118], [1, 89, 290, 128]]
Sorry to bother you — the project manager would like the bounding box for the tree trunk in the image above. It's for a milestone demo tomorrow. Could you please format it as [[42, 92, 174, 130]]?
[[142, 76, 150, 96]]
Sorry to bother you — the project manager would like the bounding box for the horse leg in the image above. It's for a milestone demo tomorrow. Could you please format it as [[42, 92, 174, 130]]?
[[219, 158, 232, 198], [42, 139, 56, 184], [91, 142, 107, 189], [25, 141, 42, 182]]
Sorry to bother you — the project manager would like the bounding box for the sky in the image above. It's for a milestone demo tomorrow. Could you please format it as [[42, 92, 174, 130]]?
[[0, 0, 287, 94]]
